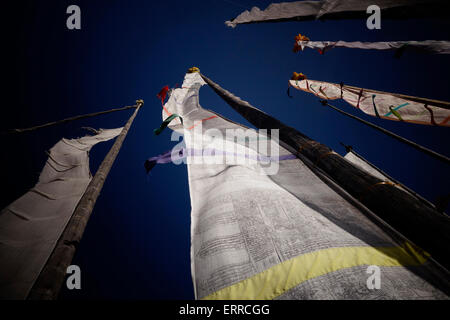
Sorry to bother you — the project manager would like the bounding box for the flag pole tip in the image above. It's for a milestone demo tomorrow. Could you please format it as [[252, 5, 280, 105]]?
[[187, 67, 200, 73]]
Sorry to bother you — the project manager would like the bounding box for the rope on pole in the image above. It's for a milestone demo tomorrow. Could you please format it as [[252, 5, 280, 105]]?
[[27, 99, 143, 300], [2, 103, 141, 135]]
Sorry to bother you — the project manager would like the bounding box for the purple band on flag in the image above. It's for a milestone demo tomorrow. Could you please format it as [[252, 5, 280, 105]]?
[[144, 149, 184, 173], [144, 148, 297, 173]]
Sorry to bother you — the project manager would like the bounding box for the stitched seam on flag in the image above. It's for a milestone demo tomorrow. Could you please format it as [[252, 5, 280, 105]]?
[[309, 84, 319, 96], [319, 86, 329, 99], [300, 83, 340, 100], [163, 105, 172, 116], [291, 81, 449, 126], [201, 243, 428, 300], [372, 95, 380, 118], [384, 102, 409, 116], [439, 116, 450, 125]]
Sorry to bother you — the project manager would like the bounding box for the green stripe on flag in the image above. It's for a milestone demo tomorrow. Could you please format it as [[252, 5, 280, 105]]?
[[154, 114, 183, 135]]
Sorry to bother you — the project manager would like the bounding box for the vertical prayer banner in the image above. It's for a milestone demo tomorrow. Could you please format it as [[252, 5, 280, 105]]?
[[0, 128, 122, 299], [159, 72, 449, 300]]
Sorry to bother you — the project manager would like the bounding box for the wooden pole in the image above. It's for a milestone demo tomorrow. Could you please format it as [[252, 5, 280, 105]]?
[[321, 100, 450, 165], [339, 142, 438, 211], [201, 73, 450, 271], [3, 104, 139, 135], [27, 100, 143, 300]]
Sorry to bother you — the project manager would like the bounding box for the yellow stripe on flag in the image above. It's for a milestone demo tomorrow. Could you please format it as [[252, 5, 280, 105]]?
[[202, 242, 429, 300]]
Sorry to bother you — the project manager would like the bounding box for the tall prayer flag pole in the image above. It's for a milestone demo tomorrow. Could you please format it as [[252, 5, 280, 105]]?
[[27, 100, 143, 300], [200, 73, 450, 271]]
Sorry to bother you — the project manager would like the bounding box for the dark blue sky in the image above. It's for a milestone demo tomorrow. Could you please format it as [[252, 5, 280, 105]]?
[[1, 0, 449, 299]]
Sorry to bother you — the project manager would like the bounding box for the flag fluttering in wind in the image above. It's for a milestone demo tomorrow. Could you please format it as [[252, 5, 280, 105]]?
[[289, 77, 450, 126], [0, 128, 123, 299], [225, 0, 449, 28], [154, 69, 449, 300], [294, 38, 450, 55]]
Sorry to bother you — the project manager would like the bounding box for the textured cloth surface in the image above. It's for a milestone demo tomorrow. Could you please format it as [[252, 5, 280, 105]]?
[[290, 78, 450, 126], [163, 73, 449, 300], [297, 40, 450, 55], [0, 128, 122, 299], [226, 0, 443, 27]]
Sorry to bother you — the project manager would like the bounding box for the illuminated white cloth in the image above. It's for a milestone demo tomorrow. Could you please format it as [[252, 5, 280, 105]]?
[[0, 128, 123, 299]]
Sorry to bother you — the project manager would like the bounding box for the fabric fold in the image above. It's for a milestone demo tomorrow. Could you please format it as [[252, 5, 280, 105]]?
[[0, 127, 123, 299]]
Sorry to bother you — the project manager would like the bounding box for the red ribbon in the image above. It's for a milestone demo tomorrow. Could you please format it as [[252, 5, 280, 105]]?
[[157, 86, 169, 104]]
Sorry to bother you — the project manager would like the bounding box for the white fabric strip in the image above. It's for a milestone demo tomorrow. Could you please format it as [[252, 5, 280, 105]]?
[[298, 40, 450, 55], [163, 72, 449, 300], [290, 78, 450, 126], [226, 0, 435, 28], [0, 128, 123, 299]]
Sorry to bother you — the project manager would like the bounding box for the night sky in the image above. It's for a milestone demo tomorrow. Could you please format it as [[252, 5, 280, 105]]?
[[1, 1, 449, 299]]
